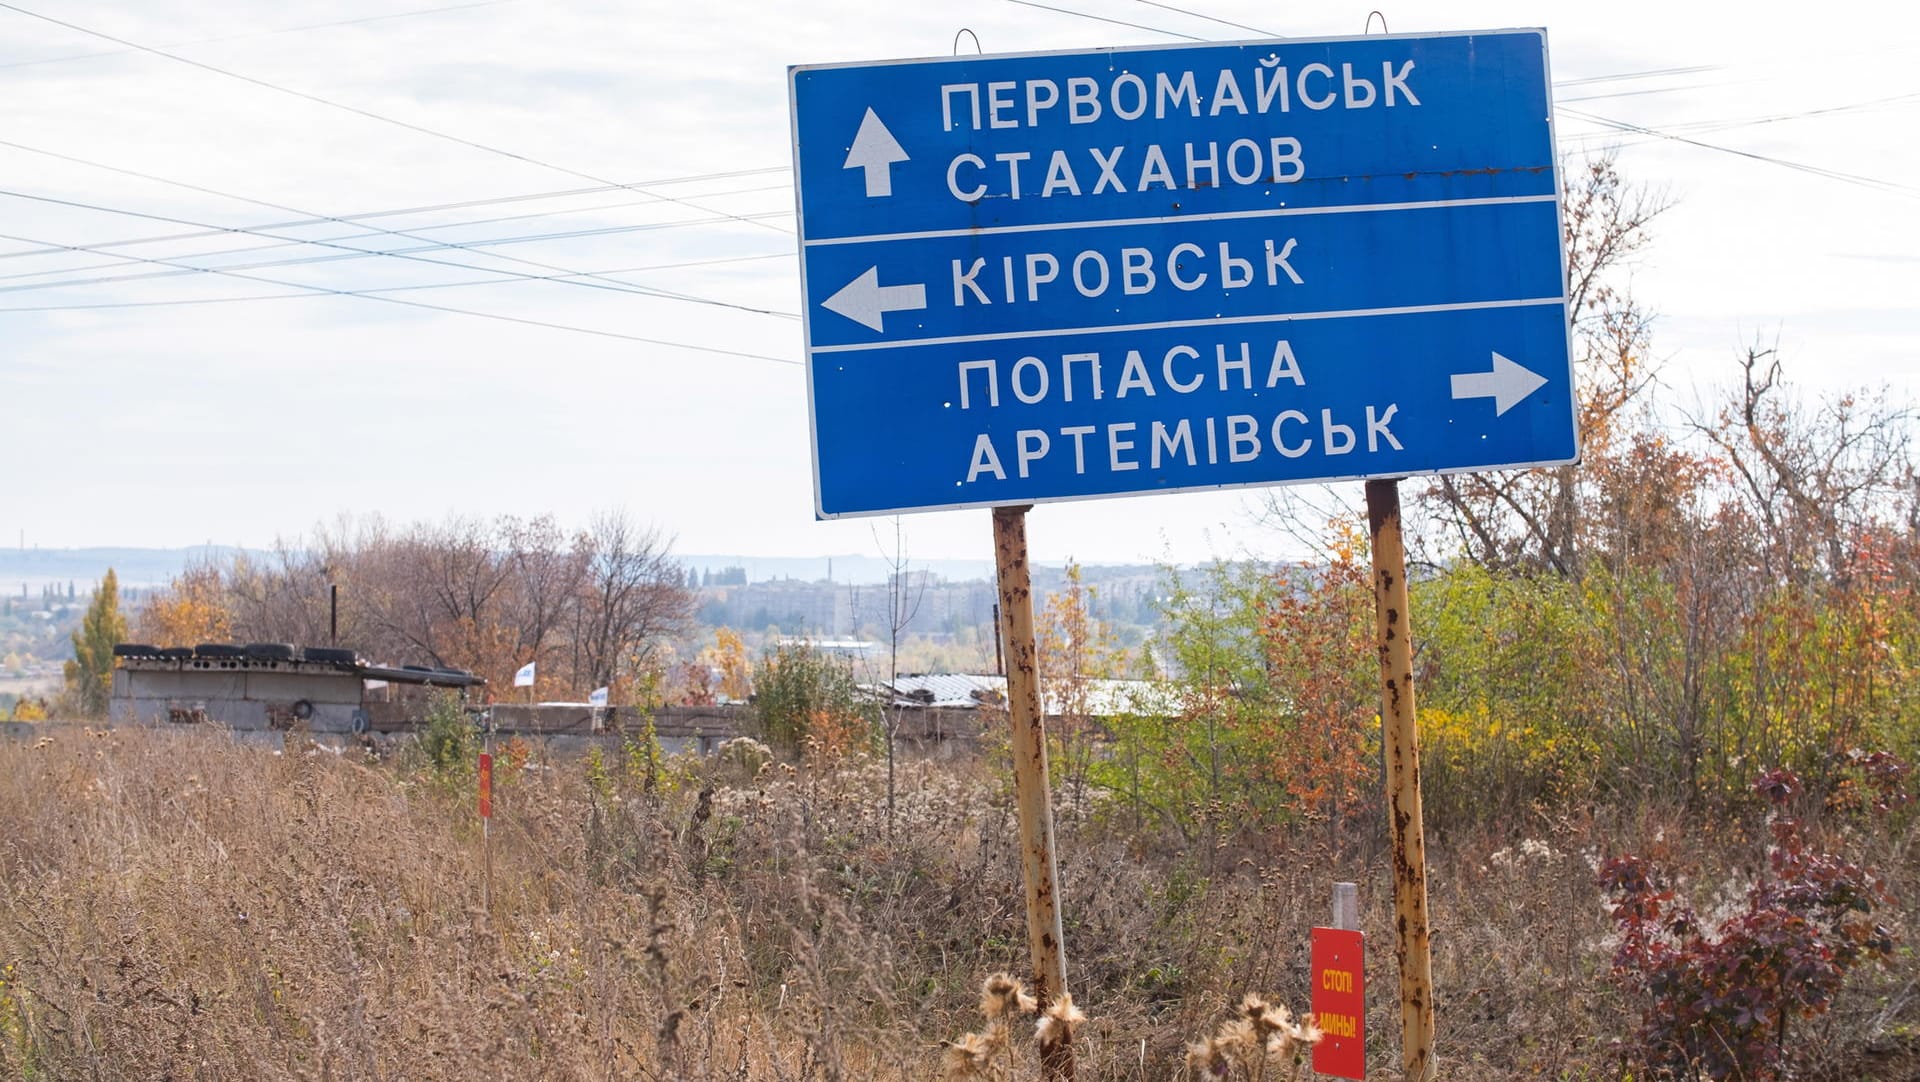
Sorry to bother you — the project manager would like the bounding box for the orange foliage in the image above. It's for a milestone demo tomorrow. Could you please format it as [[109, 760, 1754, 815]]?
[[801, 706, 873, 766], [1254, 524, 1378, 823]]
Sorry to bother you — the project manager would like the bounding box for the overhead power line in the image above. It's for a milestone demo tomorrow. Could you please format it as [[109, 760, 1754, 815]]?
[[0, 224, 801, 366], [993, 0, 1913, 203], [1003, 0, 1204, 41], [0, 165, 790, 272], [1555, 64, 1722, 87], [0, 198, 793, 297], [1608, 91, 1920, 138], [0, 252, 791, 313], [0, 0, 517, 69], [1560, 107, 1918, 196], [0, 1, 790, 236], [0, 138, 797, 317], [0, 186, 799, 318], [0, 173, 791, 291], [995, 0, 1756, 100], [1125, 0, 1277, 37], [0, 165, 788, 263]]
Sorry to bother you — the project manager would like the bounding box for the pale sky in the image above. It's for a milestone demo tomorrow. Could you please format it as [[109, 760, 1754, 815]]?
[[2, 0, 1915, 565]]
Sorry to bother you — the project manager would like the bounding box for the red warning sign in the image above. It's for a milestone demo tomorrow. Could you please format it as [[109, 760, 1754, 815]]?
[[478, 752, 493, 819], [1311, 927, 1365, 1079]]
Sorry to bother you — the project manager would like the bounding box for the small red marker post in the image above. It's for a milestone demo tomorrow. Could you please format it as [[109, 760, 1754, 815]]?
[[1313, 925, 1366, 1080], [479, 749, 494, 911], [478, 751, 494, 820]]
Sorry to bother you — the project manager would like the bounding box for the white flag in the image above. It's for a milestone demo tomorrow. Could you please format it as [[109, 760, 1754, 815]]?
[[513, 661, 536, 688], [588, 686, 609, 707]]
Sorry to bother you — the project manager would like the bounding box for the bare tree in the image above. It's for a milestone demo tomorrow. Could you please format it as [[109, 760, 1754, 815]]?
[[147, 511, 692, 696], [1690, 345, 1912, 585], [874, 517, 926, 834], [569, 512, 694, 694], [501, 515, 588, 677], [223, 542, 332, 646], [1417, 152, 1669, 574], [1253, 153, 1669, 574]]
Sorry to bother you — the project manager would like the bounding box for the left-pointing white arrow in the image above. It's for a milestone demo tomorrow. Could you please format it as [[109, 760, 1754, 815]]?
[[843, 108, 908, 197], [821, 266, 926, 332], [1450, 351, 1548, 416]]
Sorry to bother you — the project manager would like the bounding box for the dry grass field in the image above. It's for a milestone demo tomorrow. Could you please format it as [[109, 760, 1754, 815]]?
[[0, 724, 1913, 1081]]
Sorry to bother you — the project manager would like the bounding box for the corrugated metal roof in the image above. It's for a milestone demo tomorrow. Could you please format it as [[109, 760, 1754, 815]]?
[[870, 674, 1182, 716], [880, 673, 1005, 708]]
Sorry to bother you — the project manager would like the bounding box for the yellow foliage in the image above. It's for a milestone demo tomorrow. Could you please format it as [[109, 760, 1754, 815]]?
[[138, 564, 230, 647], [711, 628, 753, 701]]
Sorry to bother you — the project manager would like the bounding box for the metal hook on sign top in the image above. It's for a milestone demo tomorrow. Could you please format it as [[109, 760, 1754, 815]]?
[[953, 28, 982, 55], [1365, 10, 1389, 34]]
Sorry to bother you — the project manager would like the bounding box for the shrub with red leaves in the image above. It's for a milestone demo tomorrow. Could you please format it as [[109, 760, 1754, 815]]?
[[1598, 763, 1905, 1080]]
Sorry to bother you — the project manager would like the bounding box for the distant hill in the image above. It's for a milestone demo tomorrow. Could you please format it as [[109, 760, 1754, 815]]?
[[678, 553, 996, 585], [0, 547, 1167, 594], [0, 546, 255, 591]]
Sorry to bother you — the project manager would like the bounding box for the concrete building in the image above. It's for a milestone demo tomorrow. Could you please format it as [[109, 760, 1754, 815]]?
[[109, 644, 484, 735]]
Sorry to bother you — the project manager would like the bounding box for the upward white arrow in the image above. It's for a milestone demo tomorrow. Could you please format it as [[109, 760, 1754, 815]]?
[[843, 108, 908, 198], [1450, 352, 1548, 416]]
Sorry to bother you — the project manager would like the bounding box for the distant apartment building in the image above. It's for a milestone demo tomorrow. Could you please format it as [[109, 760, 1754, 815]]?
[[720, 578, 853, 635], [702, 572, 1007, 639]]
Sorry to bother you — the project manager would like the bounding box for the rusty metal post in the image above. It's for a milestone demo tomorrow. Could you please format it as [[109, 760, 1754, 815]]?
[[990, 505, 1072, 1079], [1364, 479, 1435, 1081]]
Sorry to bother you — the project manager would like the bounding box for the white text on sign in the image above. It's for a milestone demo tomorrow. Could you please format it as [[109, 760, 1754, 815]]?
[[939, 60, 1421, 132]]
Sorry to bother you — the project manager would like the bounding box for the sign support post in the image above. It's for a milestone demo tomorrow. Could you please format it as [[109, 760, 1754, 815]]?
[[990, 505, 1072, 1080], [1365, 478, 1434, 1080]]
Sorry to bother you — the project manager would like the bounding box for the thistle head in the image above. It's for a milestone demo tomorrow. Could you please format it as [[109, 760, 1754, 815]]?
[[1239, 992, 1292, 1036], [980, 972, 1037, 1019], [941, 1031, 996, 1080], [1184, 1037, 1230, 1078], [1034, 991, 1087, 1046]]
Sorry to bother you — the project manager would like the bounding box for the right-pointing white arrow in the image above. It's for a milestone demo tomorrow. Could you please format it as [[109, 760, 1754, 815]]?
[[821, 266, 926, 332], [843, 108, 908, 198], [1451, 351, 1547, 416]]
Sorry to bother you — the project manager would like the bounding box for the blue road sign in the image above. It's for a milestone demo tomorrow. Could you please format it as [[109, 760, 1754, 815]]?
[[789, 29, 1575, 518]]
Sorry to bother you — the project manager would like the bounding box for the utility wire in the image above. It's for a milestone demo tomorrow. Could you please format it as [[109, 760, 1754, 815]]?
[[0, 200, 793, 296], [0, 252, 791, 313], [997, 1, 1759, 103], [1125, 0, 1276, 37], [998, 0, 1915, 204], [0, 139, 797, 316], [0, 0, 517, 69], [0, 1, 791, 236], [1002, 0, 1203, 41], [1561, 107, 1918, 196], [0, 47, 1757, 271], [0, 178, 791, 289], [1556, 64, 1721, 87], [0, 186, 798, 320], [1625, 91, 1920, 137], [0, 165, 789, 263], [0, 225, 801, 366]]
